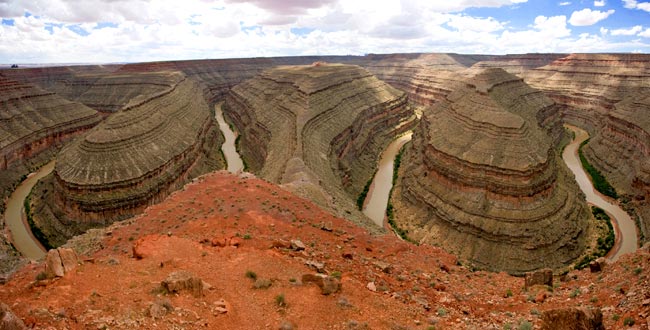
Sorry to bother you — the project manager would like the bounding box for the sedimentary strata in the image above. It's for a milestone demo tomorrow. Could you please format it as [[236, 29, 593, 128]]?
[[0, 75, 100, 274], [30, 71, 223, 246], [223, 63, 416, 229], [524, 54, 650, 243], [391, 68, 591, 274]]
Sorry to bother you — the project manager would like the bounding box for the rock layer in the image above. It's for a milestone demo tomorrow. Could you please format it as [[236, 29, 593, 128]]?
[[392, 68, 590, 274], [31, 71, 223, 244], [224, 63, 416, 228], [524, 53, 650, 243]]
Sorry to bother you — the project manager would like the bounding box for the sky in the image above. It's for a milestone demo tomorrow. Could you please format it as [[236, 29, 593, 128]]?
[[0, 0, 649, 64]]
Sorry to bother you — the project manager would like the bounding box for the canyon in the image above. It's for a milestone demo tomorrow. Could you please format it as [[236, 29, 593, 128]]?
[[390, 68, 590, 274], [0, 52, 649, 328]]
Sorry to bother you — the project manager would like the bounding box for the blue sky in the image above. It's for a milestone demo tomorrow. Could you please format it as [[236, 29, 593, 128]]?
[[0, 0, 649, 63]]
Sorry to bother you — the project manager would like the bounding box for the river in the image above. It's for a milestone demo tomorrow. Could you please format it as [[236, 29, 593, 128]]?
[[4, 160, 54, 260], [215, 103, 244, 173], [363, 133, 413, 227], [562, 124, 637, 261]]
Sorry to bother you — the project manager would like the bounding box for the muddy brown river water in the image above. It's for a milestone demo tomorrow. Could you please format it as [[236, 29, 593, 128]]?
[[4, 160, 53, 260], [363, 133, 413, 227], [562, 124, 637, 261], [215, 103, 244, 173]]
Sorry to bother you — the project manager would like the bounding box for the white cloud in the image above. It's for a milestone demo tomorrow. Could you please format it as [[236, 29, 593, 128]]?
[[623, 0, 650, 11], [610, 25, 643, 35], [446, 15, 505, 32], [600, 27, 609, 35], [568, 8, 615, 26], [0, 0, 648, 63], [640, 28, 650, 37], [559, 1, 571, 5], [594, 0, 606, 6], [623, 0, 638, 8]]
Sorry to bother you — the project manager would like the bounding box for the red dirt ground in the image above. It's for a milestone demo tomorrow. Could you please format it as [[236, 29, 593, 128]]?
[[1, 171, 649, 329]]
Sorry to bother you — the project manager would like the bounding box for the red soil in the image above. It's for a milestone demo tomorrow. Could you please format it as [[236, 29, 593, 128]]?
[[1, 171, 649, 329]]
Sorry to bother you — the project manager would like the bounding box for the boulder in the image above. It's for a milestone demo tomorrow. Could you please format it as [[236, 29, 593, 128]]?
[[0, 303, 27, 330], [302, 273, 341, 295], [290, 240, 306, 251], [45, 249, 65, 278], [161, 271, 204, 298], [541, 307, 604, 330], [589, 258, 606, 273], [525, 268, 553, 289], [57, 248, 79, 273]]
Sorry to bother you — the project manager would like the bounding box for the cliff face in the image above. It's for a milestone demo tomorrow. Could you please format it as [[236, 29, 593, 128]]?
[[392, 69, 591, 274], [0, 76, 101, 171], [30, 71, 223, 245], [223, 63, 416, 229], [0, 75, 101, 276], [523, 54, 650, 243]]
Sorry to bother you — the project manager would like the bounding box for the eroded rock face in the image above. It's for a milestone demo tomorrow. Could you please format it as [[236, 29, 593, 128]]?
[[541, 307, 605, 330], [523, 53, 650, 244], [31, 71, 223, 244], [223, 63, 416, 229], [392, 68, 590, 274]]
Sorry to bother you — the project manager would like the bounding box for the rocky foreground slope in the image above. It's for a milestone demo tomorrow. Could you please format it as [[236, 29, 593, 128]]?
[[223, 63, 417, 229], [28, 71, 224, 247], [1, 171, 648, 329], [391, 68, 591, 274]]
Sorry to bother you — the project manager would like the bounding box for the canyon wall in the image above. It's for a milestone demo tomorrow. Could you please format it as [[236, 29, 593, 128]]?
[[0, 74, 101, 275], [223, 63, 417, 230], [523, 54, 650, 243], [391, 68, 591, 274], [29, 71, 224, 246]]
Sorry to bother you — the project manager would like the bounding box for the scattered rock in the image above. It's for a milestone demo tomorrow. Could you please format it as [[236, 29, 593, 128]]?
[[58, 248, 79, 273], [290, 240, 306, 251], [270, 239, 291, 249], [439, 263, 451, 273], [525, 268, 553, 289], [366, 282, 377, 292], [535, 291, 548, 304], [320, 222, 333, 232], [45, 249, 65, 278], [0, 303, 27, 330], [213, 299, 229, 315], [211, 237, 227, 247], [589, 257, 606, 273], [45, 248, 79, 278], [229, 237, 242, 247], [302, 273, 341, 295], [161, 270, 204, 298], [279, 320, 294, 330], [342, 252, 354, 260], [148, 298, 173, 319], [305, 260, 325, 273], [253, 278, 272, 289], [373, 261, 392, 273], [541, 307, 604, 330]]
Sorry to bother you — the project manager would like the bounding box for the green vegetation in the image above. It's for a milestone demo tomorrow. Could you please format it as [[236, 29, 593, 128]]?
[[386, 144, 412, 241], [574, 206, 615, 270], [518, 320, 533, 330], [356, 172, 376, 210], [24, 192, 54, 251], [623, 317, 635, 326], [245, 270, 257, 280], [275, 293, 287, 307], [578, 139, 618, 199]]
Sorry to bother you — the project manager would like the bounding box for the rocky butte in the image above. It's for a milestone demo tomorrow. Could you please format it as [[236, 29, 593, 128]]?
[[391, 68, 591, 274], [522, 54, 650, 243], [28, 71, 224, 247], [223, 63, 417, 229]]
